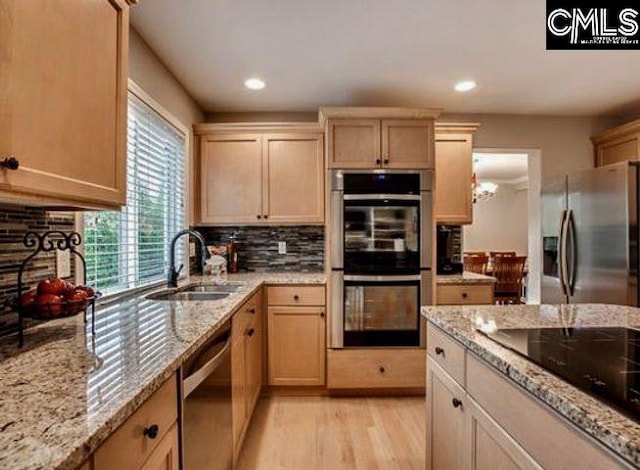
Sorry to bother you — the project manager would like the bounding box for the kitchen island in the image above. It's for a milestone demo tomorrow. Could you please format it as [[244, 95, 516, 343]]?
[[422, 304, 640, 469], [0, 273, 325, 470]]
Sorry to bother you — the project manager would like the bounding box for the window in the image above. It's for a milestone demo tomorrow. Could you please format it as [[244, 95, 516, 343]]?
[[84, 89, 186, 294]]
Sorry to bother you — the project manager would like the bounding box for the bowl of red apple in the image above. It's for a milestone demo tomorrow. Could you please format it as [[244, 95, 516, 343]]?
[[17, 278, 100, 319]]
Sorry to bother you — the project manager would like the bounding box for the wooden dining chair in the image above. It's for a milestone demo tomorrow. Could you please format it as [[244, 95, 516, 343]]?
[[490, 251, 516, 258], [493, 256, 527, 304], [463, 255, 489, 274], [464, 251, 487, 257]]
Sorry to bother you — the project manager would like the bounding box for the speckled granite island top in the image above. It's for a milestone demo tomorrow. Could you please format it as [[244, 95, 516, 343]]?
[[0, 272, 325, 470], [422, 304, 640, 468], [436, 271, 496, 285]]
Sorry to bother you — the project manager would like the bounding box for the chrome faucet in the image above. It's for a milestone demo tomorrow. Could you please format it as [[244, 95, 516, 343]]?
[[168, 229, 210, 288]]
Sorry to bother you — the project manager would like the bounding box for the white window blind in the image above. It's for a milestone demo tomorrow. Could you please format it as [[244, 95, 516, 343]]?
[[84, 91, 186, 294]]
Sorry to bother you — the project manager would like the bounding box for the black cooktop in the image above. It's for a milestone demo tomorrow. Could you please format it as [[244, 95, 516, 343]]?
[[481, 327, 640, 423]]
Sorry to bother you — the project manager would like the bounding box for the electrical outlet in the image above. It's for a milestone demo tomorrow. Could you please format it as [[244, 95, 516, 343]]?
[[189, 242, 196, 257], [278, 241, 287, 255], [56, 250, 71, 278]]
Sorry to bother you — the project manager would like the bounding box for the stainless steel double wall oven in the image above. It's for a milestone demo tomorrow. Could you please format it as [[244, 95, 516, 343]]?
[[330, 170, 433, 348]]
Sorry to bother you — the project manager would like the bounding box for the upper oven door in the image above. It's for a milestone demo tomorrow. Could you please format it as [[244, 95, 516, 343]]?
[[343, 194, 420, 274]]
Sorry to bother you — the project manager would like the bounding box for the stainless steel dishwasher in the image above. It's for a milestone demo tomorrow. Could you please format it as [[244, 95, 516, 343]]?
[[181, 320, 232, 470]]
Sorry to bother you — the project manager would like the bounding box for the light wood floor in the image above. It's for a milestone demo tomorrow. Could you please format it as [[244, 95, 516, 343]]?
[[235, 395, 426, 470]]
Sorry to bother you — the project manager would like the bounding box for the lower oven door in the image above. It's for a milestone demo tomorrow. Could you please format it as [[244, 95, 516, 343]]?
[[336, 274, 423, 347]]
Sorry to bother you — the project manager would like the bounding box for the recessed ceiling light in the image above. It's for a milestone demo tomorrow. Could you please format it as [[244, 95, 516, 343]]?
[[454, 80, 477, 92], [244, 78, 265, 90]]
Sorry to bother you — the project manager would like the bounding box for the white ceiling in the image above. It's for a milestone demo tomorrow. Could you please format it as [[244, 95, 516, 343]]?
[[474, 153, 528, 184], [131, 0, 640, 116]]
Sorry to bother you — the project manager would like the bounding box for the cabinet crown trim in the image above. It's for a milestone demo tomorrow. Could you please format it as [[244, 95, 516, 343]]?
[[591, 119, 640, 144], [319, 106, 442, 123], [435, 122, 481, 134], [194, 122, 322, 135]]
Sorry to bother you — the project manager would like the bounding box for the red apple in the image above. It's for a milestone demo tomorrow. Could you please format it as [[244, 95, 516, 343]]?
[[19, 291, 36, 313], [35, 293, 62, 318], [65, 290, 88, 314], [62, 282, 76, 297], [37, 278, 67, 296], [76, 285, 96, 298]]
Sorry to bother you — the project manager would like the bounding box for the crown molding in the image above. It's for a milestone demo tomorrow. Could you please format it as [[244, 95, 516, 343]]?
[[193, 121, 323, 135], [319, 106, 442, 124]]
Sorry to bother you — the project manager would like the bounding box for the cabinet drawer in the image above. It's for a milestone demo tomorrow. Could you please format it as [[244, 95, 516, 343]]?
[[234, 290, 262, 330], [94, 376, 178, 470], [436, 284, 494, 305], [427, 325, 466, 385], [467, 355, 629, 470], [327, 349, 425, 389], [267, 286, 325, 306]]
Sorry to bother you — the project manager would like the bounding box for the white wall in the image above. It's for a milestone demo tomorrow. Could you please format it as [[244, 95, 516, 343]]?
[[463, 185, 528, 254]]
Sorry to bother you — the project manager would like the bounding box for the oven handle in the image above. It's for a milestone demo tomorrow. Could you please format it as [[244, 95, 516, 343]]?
[[183, 333, 231, 398], [343, 274, 422, 282], [343, 194, 421, 201]]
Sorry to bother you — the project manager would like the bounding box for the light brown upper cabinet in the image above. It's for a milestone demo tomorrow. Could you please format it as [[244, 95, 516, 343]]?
[[195, 124, 324, 225], [592, 119, 640, 167], [434, 123, 479, 225], [0, 0, 129, 209], [321, 107, 440, 169]]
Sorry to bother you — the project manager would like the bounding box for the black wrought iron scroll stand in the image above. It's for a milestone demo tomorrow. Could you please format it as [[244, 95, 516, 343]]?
[[16, 231, 97, 348]]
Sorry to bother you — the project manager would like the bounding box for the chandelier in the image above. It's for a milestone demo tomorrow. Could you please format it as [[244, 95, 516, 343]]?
[[473, 181, 498, 203]]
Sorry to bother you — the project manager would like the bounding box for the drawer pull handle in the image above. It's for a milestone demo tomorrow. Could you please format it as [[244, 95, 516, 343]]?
[[320, 311, 325, 318], [143, 424, 159, 439], [452, 398, 463, 409], [379, 366, 385, 373], [0, 156, 19, 171], [257, 214, 262, 219], [461, 292, 468, 299], [247, 308, 256, 314], [435, 347, 445, 356], [376, 158, 381, 165], [383, 158, 389, 165], [293, 295, 300, 301], [246, 328, 255, 337]]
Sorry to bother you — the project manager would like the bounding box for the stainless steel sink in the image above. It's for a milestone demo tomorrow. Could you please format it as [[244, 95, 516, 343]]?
[[147, 291, 231, 302], [182, 283, 243, 294]]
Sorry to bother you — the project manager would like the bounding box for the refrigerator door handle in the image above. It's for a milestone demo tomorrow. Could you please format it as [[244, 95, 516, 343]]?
[[559, 209, 569, 296], [567, 209, 577, 296]]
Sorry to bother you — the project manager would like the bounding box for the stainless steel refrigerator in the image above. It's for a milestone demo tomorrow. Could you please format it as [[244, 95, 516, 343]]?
[[542, 161, 638, 305]]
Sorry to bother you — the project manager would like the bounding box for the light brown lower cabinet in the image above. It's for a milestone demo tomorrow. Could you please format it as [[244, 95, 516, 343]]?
[[231, 290, 263, 462], [426, 326, 634, 470], [93, 375, 178, 470], [267, 285, 326, 387]]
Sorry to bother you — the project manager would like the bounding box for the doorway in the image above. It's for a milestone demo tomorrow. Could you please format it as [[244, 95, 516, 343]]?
[[464, 148, 542, 303]]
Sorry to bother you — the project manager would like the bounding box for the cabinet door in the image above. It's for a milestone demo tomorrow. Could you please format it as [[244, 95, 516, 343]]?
[[596, 135, 639, 166], [201, 134, 263, 224], [268, 307, 326, 386], [139, 424, 179, 470], [2, 0, 128, 207], [382, 119, 434, 169], [263, 133, 324, 224], [244, 313, 262, 415], [231, 317, 248, 454], [435, 133, 473, 224], [327, 119, 380, 168], [426, 358, 470, 470]]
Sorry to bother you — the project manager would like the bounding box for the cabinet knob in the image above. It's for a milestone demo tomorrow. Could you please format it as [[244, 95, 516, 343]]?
[[257, 215, 262, 219], [0, 156, 19, 171], [461, 292, 468, 299], [452, 398, 463, 409], [264, 215, 269, 219], [435, 347, 445, 356], [143, 424, 159, 439], [293, 294, 300, 301], [375, 158, 381, 165], [383, 159, 389, 165], [246, 327, 255, 337], [247, 307, 256, 314], [320, 312, 325, 318], [379, 366, 386, 373]]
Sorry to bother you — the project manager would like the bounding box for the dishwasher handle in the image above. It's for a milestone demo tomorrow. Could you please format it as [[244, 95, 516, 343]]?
[[183, 333, 231, 398]]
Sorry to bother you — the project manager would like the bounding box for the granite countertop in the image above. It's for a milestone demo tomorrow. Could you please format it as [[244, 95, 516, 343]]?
[[422, 304, 640, 468], [436, 271, 496, 285], [0, 272, 325, 470]]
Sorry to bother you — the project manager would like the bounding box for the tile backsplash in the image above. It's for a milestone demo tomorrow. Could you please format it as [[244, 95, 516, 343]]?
[[192, 225, 324, 273], [0, 205, 75, 334]]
